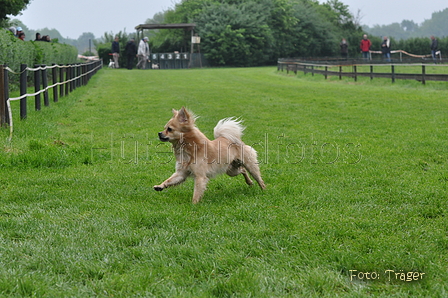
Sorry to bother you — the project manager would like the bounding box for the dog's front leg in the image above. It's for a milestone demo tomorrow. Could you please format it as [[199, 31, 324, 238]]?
[[154, 171, 187, 191], [192, 176, 209, 204]]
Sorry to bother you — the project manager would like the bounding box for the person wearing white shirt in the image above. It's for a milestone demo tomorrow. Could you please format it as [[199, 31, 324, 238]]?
[[137, 37, 150, 69]]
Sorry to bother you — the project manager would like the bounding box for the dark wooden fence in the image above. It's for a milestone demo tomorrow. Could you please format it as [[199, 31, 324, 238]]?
[[1, 60, 102, 131], [277, 59, 448, 84]]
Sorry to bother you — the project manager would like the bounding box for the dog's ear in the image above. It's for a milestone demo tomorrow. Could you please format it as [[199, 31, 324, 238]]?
[[177, 107, 190, 123], [172, 108, 178, 117]]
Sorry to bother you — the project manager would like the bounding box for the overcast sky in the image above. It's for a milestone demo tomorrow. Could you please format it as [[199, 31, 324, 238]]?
[[340, 0, 447, 28], [13, 0, 448, 39], [14, 0, 180, 39]]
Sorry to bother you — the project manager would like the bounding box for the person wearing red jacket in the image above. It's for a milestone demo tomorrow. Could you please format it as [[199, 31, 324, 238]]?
[[360, 34, 371, 60]]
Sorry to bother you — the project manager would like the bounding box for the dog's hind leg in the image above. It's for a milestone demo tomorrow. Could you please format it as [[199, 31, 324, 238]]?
[[240, 168, 254, 186], [242, 146, 266, 190], [192, 176, 209, 204], [244, 163, 266, 190], [226, 163, 253, 186]]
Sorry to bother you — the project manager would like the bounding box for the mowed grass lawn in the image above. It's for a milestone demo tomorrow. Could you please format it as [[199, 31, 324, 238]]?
[[0, 66, 447, 297]]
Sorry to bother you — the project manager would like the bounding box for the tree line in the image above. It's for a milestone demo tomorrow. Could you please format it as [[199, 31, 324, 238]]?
[[146, 0, 363, 66], [365, 8, 448, 40], [145, 0, 446, 66], [3, 0, 447, 67]]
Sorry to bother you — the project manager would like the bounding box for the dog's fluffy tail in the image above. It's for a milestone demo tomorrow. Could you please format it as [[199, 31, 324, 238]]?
[[214, 117, 245, 144]]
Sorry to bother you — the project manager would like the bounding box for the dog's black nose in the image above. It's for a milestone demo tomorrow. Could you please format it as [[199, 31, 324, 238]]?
[[158, 132, 169, 142]]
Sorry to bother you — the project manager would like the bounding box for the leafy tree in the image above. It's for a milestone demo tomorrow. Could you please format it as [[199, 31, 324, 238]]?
[[395, 37, 432, 56], [367, 23, 407, 40], [401, 20, 418, 32], [292, 1, 338, 57], [418, 8, 448, 38], [195, 0, 273, 66], [266, 0, 299, 59], [0, 0, 30, 26], [142, 11, 167, 40], [147, 12, 166, 24], [147, 2, 213, 53], [320, 0, 353, 27], [144, 0, 364, 64], [365, 8, 448, 40]]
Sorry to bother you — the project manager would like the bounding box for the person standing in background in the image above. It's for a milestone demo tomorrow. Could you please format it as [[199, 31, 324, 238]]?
[[137, 37, 150, 69], [381, 36, 391, 62], [111, 36, 120, 68], [8, 27, 17, 36], [16, 27, 23, 38], [360, 34, 371, 60], [430, 35, 438, 63], [340, 38, 348, 59], [125, 38, 138, 70]]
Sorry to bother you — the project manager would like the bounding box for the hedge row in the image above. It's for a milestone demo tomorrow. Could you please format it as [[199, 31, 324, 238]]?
[[0, 30, 78, 72]]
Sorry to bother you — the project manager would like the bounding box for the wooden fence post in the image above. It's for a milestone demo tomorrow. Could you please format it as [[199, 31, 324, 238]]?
[[391, 65, 395, 83], [86, 62, 91, 82], [353, 65, 357, 82], [75, 64, 79, 87], [339, 66, 342, 80], [0, 65, 6, 127], [324, 66, 328, 80], [422, 65, 426, 85], [77, 64, 81, 87], [59, 66, 65, 97], [20, 64, 27, 119], [72, 65, 75, 91], [370, 65, 373, 80], [83, 64, 87, 85], [34, 65, 41, 111], [52, 64, 58, 102], [3, 65, 9, 125], [67, 65, 72, 94], [70, 64, 76, 92], [41, 65, 49, 107]]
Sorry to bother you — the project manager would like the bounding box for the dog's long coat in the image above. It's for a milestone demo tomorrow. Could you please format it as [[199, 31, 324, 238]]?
[[154, 107, 265, 203]]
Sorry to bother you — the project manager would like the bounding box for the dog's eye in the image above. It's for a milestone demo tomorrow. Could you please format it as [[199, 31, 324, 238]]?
[[167, 127, 173, 132]]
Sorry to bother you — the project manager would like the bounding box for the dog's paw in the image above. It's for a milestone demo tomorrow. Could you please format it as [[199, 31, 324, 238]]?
[[154, 185, 164, 191]]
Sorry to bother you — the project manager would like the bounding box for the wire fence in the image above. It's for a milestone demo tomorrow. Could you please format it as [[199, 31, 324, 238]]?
[[1, 60, 103, 140]]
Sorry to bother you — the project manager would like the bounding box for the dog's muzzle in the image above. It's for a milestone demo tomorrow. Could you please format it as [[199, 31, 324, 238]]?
[[158, 132, 170, 142]]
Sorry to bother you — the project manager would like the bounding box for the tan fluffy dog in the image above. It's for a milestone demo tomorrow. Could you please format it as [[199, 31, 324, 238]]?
[[154, 107, 266, 203]]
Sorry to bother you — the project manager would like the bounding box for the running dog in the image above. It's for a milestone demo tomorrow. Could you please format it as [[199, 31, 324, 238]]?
[[154, 107, 265, 203]]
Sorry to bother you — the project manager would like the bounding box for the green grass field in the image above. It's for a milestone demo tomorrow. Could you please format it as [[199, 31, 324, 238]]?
[[0, 67, 447, 297]]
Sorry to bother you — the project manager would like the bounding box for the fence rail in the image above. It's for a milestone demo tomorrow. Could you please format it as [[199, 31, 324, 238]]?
[[277, 59, 448, 84], [1, 60, 103, 138]]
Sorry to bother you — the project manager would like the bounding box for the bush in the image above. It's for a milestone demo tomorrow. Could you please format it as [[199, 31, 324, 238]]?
[[0, 29, 35, 71], [0, 29, 78, 72], [96, 43, 112, 65]]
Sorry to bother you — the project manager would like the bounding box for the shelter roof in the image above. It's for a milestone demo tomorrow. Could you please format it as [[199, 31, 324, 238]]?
[[135, 23, 196, 31]]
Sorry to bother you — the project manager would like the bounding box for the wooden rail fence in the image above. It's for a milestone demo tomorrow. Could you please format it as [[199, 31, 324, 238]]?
[[1, 60, 102, 132], [277, 60, 448, 84]]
